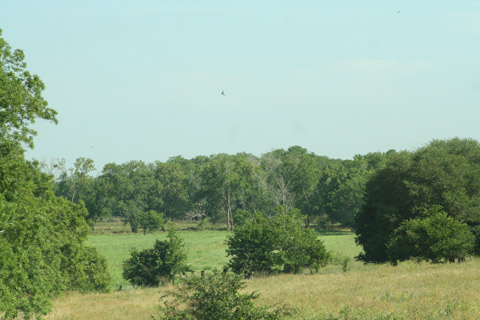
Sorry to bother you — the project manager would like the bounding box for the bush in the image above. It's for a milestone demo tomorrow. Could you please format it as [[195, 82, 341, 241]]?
[[226, 212, 329, 276], [387, 207, 475, 264], [157, 270, 290, 320], [122, 224, 191, 286]]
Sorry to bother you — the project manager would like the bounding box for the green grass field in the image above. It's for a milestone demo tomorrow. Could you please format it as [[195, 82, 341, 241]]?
[[86, 230, 231, 288], [47, 225, 480, 319], [86, 228, 360, 289]]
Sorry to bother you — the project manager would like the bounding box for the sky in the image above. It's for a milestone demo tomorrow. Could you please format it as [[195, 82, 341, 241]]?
[[1, 0, 480, 171]]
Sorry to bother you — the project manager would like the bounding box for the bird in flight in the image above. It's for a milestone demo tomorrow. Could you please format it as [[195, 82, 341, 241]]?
[[221, 91, 225, 96], [397, 10, 400, 14]]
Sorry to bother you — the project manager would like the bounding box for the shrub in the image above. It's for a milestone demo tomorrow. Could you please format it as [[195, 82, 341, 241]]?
[[122, 224, 190, 286], [226, 212, 329, 276], [387, 207, 475, 264], [157, 270, 290, 320]]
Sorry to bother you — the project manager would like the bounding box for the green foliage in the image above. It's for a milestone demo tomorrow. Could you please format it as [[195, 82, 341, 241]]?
[[355, 139, 480, 262], [387, 208, 475, 264], [157, 270, 290, 320], [138, 210, 165, 234], [226, 212, 329, 276], [0, 143, 111, 319], [232, 209, 252, 228], [122, 224, 191, 286], [0, 30, 110, 319], [197, 154, 264, 230], [96, 161, 158, 232], [0, 29, 57, 148], [153, 161, 189, 219]]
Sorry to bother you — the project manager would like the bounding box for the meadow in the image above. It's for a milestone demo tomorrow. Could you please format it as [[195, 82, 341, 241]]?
[[46, 222, 480, 320]]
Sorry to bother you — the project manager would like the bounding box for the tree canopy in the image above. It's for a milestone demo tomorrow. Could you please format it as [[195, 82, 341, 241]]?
[[355, 138, 480, 262]]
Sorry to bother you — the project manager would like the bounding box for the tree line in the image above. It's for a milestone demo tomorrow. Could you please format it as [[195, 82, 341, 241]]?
[[51, 147, 389, 232], [55, 137, 480, 265]]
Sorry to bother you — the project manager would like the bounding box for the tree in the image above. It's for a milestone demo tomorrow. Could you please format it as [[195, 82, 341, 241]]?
[[138, 210, 165, 235], [0, 143, 111, 319], [0, 29, 57, 148], [122, 224, 190, 286], [96, 161, 156, 232], [387, 207, 475, 264], [314, 153, 385, 228], [153, 161, 188, 219], [261, 147, 323, 225], [0, 30, 110, 319], [226, 212, 329, 277], [355, 139, 480, 262], [197, 154, 262, 230], [55, 157, 99, 225]]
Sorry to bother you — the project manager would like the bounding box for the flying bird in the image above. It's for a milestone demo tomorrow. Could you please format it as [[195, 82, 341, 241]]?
[[221, 91, 225, 96], [397, 10, 400, 14]]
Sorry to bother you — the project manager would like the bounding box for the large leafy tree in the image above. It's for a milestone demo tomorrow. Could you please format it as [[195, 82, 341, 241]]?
[[0, 30, 110, 319], [355, 138, 480, 262], [152, 161, 188, 219], [314, 153, 386, 227], [261, 147, 323, 224], [96, 161, 157, 232], [0, 30, 57, 147], [197, 154, 262, 230]]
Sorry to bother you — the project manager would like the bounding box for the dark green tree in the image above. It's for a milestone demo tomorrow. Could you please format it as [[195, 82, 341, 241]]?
[[96, 161, 156, 232], [387, 207, 475, 264], [122, 224, 190, 286], [355, 139, 480, 262], [153, 161, 188, 219]]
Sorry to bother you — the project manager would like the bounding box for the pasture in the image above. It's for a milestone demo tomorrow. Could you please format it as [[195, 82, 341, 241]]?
[[46, 226, 480, 320]]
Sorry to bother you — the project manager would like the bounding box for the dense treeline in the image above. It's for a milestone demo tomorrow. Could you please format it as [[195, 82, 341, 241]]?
[[55, 138, 480, 265], [53, 147, 388, 231]]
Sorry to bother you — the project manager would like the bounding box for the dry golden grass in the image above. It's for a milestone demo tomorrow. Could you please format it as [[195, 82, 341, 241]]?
[[250, 259, 480, 319], [47, 259, 480, 320]]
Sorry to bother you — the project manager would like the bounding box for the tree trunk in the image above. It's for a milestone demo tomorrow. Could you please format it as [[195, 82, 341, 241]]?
[[227, 191, 233, 231]]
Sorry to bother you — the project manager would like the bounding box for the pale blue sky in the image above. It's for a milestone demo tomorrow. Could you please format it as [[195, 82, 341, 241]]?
[[1, 1, 480, 170]]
